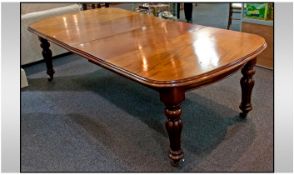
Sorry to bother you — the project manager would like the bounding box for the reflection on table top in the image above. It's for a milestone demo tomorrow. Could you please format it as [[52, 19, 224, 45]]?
[[29, 8, 266, 87]]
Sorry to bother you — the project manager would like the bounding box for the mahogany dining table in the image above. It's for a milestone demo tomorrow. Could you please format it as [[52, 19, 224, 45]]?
[[28, 8, 266, 166]]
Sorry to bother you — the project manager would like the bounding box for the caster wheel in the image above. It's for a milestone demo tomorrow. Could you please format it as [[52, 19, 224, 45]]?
[[170, 158, 184, 167], [48, 76, 53, 82], [239, 112, 248, 119]]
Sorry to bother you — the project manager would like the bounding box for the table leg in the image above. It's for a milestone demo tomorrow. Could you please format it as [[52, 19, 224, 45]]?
[[239, 58, 256, 118], [160, 87, 185, 166], [39, 37, 55, 81]]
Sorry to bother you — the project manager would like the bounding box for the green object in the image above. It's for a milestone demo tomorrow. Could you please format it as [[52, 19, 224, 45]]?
[[244, 3, 269, 20]]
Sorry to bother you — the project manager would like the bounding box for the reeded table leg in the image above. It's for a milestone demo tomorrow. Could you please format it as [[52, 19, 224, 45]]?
[[39, 37, 55, 81], [160, 87, 185, 166], [239, 58, 256, 118]]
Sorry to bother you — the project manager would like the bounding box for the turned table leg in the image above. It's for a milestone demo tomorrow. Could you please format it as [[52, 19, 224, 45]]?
[[39, 37, 55, 81], [239, 58, 256, 118], [160, 87, 185, 166]]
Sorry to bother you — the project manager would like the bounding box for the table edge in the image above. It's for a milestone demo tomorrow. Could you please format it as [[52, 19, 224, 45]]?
[[28, 25, 267, 89]]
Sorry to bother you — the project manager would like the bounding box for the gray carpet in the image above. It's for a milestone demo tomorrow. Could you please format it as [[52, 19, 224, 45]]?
[[21, 54, 273, 172], [183, 3, 241, 31]]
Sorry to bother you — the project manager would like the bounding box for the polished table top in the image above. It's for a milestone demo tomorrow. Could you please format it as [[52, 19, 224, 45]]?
[[29, 8, 266, 88]]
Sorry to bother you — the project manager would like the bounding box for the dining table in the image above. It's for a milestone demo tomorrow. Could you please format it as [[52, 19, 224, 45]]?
[[28, 7, 267, 166]]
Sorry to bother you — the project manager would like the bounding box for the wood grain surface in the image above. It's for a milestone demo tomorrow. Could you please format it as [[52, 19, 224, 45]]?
[[29, 8, 266, 88]]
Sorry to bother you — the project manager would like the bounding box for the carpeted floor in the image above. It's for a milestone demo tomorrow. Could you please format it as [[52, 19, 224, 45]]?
[[21, 54, 273, 172]]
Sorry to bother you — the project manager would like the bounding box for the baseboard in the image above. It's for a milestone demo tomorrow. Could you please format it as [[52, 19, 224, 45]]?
[[256, 64, 273, 70]]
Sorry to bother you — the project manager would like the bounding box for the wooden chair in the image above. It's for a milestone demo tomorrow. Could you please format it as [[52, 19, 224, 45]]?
[[82, 3, 109, 10], [227, 3, 242, 30]]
